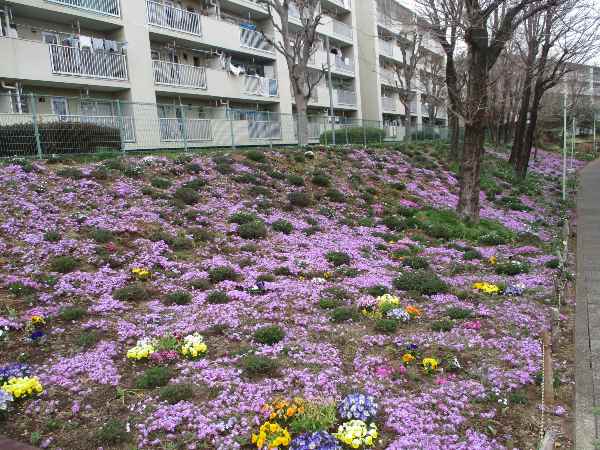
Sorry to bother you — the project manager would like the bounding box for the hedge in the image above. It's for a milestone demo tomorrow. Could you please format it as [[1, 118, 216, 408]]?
[[0, 121, 122, 156], [319, 127, 385, 144]]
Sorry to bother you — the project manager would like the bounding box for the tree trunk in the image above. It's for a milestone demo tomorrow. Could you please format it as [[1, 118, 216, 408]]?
[[403, 103, 412, 142], [517, 78, 545, 178], [449, 112, 460, 160], [458, 122, 485, 221], [295, 95, 309, 147], [445, 56, 461, 158], [510, 75, 533, 165]]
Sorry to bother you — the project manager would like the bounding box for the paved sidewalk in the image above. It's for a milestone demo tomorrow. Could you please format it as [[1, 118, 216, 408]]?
[[576, 158, 600, 449]]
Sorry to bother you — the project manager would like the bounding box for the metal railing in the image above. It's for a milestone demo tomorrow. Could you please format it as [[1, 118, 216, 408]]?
[[332, 19, 353, 40], [248, 121, 282, 140], [378, 39, 395, 58], [38, 114, 135, 142], [335, 89, 357, 106], [381, 96, 397, 111], [146, 0, 201, 35], [159, 118, 212, 142], [334, 56, 354, 74], [153, 60, 207, 89], [48, 0, 120, 17], [243, 75, 279, 97], [327, 0, 351, 10], [49, 44, 128, 80], [240, 27, 274, 53]]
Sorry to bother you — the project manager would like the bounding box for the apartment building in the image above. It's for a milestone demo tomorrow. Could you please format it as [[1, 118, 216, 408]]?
[[0, 0, 442, 150], [357, 0, 447, 139]]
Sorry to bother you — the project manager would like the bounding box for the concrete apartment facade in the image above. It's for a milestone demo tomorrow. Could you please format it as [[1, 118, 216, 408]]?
[[0, 0, 443, 149]]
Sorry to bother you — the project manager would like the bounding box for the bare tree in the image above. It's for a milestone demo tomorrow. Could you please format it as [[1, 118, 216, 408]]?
[[420, 53, 447, 124], [258, 0, 324, 146], [419, 0, 464, 160], [420, 0, 555, 221], [510, 0, 600, 178], [387, 21, 426, 141]]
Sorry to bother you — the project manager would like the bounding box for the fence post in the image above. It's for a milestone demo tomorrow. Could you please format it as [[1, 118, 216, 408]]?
[[180, 105, 189, 152], [29, 93, 43, 158], [268, 111, 273, 149], [229, 110, 236, 149], [115, 99, 125, 154], [363, 119, 367, 149]]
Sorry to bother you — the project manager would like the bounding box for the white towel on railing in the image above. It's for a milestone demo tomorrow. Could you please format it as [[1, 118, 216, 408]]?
[[80, 35, 92, 49], [92, 38, 105, 51], [105, 40, 118, 52]]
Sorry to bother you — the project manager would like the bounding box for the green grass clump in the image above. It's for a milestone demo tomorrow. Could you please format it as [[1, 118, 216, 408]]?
[[229, 211, 258, 225], [330, 306, 359, 323], [447, 307, 472, 320], [402, 256, 429, 270], [288, 191, 313, 208], [77, 331, 100, 348], [289, 401, 337, 434], [173, 187, 200, 205], [375, 318, 399, 333], [241, 355, 279, 377], [135, 367, 172, 389], [393, 270, 447, 295], [318, 298, 343, 309], [366, 285, 389, 297], [57, 167, 85, 180], [463, 249, 482, 260], [431, 319, 454, 332], [165, 290, 192, 305], [545, 258, 560, 269], [49, 255, 79, 274], [495, 261, 530, 275], [382, 215, 406, 231], [246, 150, 267, 162], [8, 281, 36, 297], [287, 174, 305, 186], [272, 219, 293, 235], [91, 228, 114, 243], [325, 251, 351, 267], [44, 231, 61, 242], [206, 290, 230, 304], [311, 172, 331, 187], [182, 177, 207, 190], [159, 384, 194, 404], [238, 221, 268, 240], [253, 325, 285, 345], [113, 283, 150, 302], [208, 266, 239, 283], [59, 306, 87, 321], [150, 177, 172, 189], [96, 419, 130, 445], [326, 189, 346, 203]]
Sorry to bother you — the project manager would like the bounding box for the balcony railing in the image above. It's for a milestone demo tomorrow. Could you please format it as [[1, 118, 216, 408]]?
[[327, 0, 351, 10], [381, 96, 397, 111], [332, 19, 353, 40], [153, 60, 207, 89], [146, 0, 201, 35], [49, 44, 128, 80], [334, 56, 354, 74], [243, 75, 279, 97], [248, 121, 281, 139], [159, 118, 212, 142], [48, 0, 120, 17], [240, 27, 274, 53], [39, 114, 135, 142], [335, 89, 356, 106]]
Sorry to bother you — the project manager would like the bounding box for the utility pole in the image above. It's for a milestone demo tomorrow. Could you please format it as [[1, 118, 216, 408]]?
[[570, 116, 575, 170], [562, 89, 567, 201], [325, 35, 335, 145]]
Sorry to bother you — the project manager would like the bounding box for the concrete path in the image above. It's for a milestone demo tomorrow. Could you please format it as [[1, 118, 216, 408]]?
[[577, 158, 600, 449]]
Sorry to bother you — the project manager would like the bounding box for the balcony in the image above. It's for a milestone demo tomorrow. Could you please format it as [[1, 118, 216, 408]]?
[[334, 89, 356, 106], [323, 0, 351, 11], [159, 118, 212, 142], [239, 27, 274, 53], [49, 44, 128, 80], [308, 51, 354, 76], [146, 0, 201, 35], [243, 75, 279, 97], [153, 60, 207, 89], [48, 0, 120, 17], [248, 120, 282, 140], [381, 96, 397, 112], [319, 18, 353, 43]]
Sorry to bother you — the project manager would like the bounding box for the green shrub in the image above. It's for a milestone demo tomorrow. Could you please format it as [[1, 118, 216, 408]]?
[[206, 290, 230, 304], [151, 177, 172, 189], [238, 221, 268, 240], [135, 367, 172, 389], [319, 127, 385, 145], [113, 283, 150, 302], [318, 298, 342, 309], [274, 266, 292, 276], [289, 402, 337, 434], [326, 189, 346, 203], [189, 227, 214, 243], [77, 331, 100, 348], [366, 285, 388, 297], [96, 419, 130, 445], [241, 354, 279, 377], [44, 231, 61, 242], [49, 255, 78, 273], [173, 187, 200, 205], [183, 177, 207, 190], [463, 249, 482, 260], [246, 150, 267, 162], [190, 278, 212, 290], [325, 251, 351, 267], [254, 325, 285, 345], [330, 306, 359, 323], [393, 270, 447, 295], [208, 266, 238, 283], [497, 196, 531, 211], [311, 172, 331, 187], [287, 174, 305, 186], [478, 232, 510, 246], [431, 319, 454, 332], [123, 165, 143, 178], [229, 211, 258, 225], [495, 261, 530, 275], [447, 307, 472, 320], [545, 258, 560, 269], [92, 228, 114, 243], [159, 384, 194, 404], [321, 286, 350, 300], [288, 191, 313, 207], [403, 256, 429, 270], [59, 306, 87, 321], [170, 233, 194, 251], [375, 318, 399, 333], [272, 219, 293, 235], [165, 291, 192, 305], [7, 281, 36, 297], [382, 215, 406, 231]]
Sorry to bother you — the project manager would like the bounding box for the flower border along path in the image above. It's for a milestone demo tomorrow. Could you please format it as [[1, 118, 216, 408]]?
[[576, 157, 600, 449]]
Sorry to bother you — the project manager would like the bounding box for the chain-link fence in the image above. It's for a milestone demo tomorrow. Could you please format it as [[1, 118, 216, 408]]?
[[0, 93, 451, 157]]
